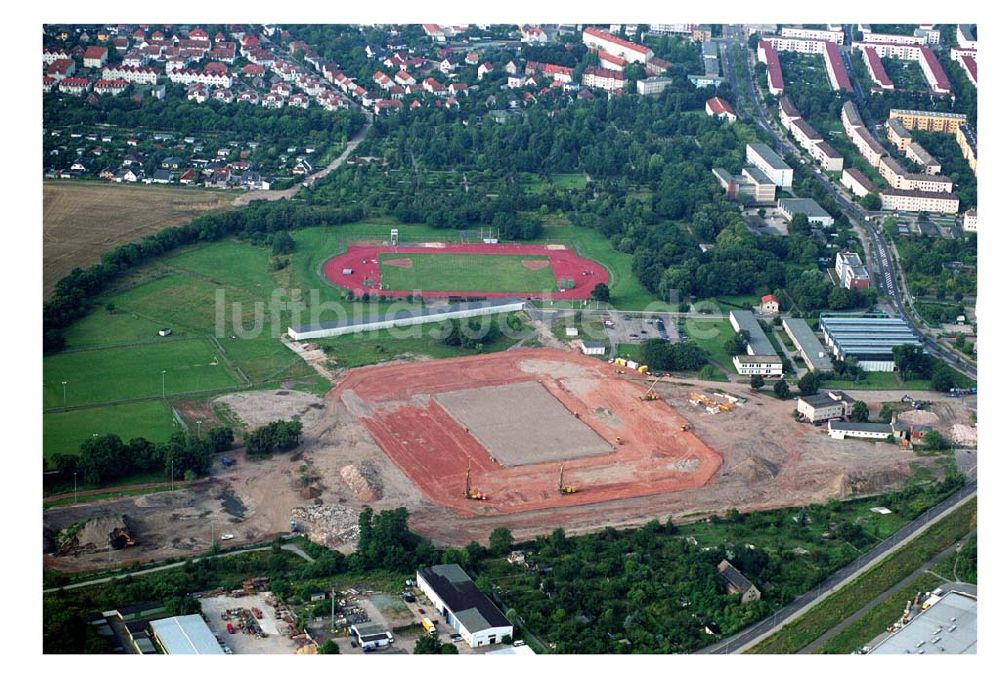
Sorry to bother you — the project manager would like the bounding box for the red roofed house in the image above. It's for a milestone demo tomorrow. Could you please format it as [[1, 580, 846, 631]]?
[[47, 59, 76, 80], [761, 294, 780, 314], [83, 46, 109, 68], [477, 62, 493, 80], [374, 98, 403, 115], [598, 50, 627, 72], [394, 70, 417, 86], [582, 66, 625, 91], [94, 79, 128, 95], [705, 96, 737, 122], [582, 26, 653, 64], [423, 77, 447, 96], [465, 52, 479, 65], [59, 77, 91, 95], [188, 28, 209, 42], [42, 75, 55, 93]]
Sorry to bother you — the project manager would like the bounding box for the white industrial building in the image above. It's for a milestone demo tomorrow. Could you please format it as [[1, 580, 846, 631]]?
[[828, 420, 895, 440], [746, 143, 793, 188], [416, 564, 513, 647], [729, 310, 778, 357], [287, 298, 525, 340], [350, 623, 393, 650], [732, 354, 783, 377], [819, 314, 922, 372], [581, 340, 606, 356]]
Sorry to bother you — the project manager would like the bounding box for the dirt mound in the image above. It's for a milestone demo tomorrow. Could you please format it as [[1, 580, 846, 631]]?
[[950, 424, 977, 446], [58, 513, 133, 555], [898, 410, 940, 426], [844, 467, 910, 494], [733, 456, 779, 483], [340, 464, 382, 502], [382, 257, 412, 268], [290, 505, 361, 547], [522, 259, 550, 270]]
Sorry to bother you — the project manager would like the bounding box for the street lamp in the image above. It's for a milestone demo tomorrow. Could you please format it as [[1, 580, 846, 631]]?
[[197, 420, 203, 437], [161, 370, 167, 398], [61, 380, 67, 406], [73, 471, 78, 505]]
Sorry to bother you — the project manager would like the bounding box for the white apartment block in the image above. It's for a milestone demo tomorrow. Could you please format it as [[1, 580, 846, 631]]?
[[780, 27, 844, 44], [863, 32, 926, 46], [880, 189, 959, 214], [746, 143, 793, 188], [732, 355, 784, 377], [841, 168, 876, 198], [962, 210, 977, 233], [103, 65, 159, 85]]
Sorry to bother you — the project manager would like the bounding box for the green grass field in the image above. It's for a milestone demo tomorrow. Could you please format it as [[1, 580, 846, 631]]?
[[44, 400, 180, 460], [378, 252, 557, 293], [683, 317, 738, 373], [44, 339, 240, 408], [312, 312, 528, 369]]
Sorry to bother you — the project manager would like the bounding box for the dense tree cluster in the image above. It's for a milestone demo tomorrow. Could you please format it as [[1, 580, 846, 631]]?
[[638, 339, 708, 371], [244, 420, 304, 457], [50, 428, 232, 485]]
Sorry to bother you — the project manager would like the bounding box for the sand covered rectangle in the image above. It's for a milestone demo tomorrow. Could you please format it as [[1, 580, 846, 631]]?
[[435, 381, 613, 466]]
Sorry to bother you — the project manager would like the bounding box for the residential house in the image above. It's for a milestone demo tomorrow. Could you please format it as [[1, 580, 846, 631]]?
[[717, 560, 761, 604]]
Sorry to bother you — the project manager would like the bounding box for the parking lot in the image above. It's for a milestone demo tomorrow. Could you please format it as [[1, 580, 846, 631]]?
[[743, 208, 789, 236], [604, 311, 677, 346], [200, 593, 300, 654]]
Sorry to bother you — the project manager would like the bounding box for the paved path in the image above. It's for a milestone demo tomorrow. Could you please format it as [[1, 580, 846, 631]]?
[[801, 530, 975, 653], [700, 482, 976, 653], [43, 542, 314, 594], [234, 116, 372, 205]]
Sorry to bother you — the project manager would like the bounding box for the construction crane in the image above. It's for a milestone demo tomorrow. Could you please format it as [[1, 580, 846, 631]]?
[[463, 460, 487, 501], [558, 464, 577, 494], [640, 375, 664, 401]]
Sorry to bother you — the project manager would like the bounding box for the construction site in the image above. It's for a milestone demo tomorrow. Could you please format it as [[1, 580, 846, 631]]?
[[43, 348, 962, 569]]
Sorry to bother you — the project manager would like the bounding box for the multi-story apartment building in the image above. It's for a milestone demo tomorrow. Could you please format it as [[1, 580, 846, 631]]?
[[880, 189, 959, 214], [746, 143, 793, 188], [841, 167, 876, 198], [780, 26, 844, 44], [889, 109, 966, 133], [582, 27, 653, 64]]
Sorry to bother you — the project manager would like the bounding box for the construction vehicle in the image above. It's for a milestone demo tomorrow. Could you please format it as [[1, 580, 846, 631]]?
[[640, 375, 664, 401], [615, 436, 624, 445], [421, 618, 437, 634], [558, 464, 577, 494], [463, 461, 487, 501], [637, 365, 649, 374], [680, 423, 690, 432]]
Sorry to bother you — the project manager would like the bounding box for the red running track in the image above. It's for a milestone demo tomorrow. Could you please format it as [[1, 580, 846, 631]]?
[[321, 243, 609, 300]]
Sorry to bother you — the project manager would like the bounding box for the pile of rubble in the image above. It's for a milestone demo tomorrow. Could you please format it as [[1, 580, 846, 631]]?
[[339, 463, 382, 502], [290, 505, 360, 547], [950, 424, 977, 446]]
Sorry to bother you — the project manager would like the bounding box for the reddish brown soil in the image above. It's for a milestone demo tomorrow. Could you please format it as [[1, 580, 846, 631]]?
[[521, 259, 551, 270], [330, 349, 722, 515]]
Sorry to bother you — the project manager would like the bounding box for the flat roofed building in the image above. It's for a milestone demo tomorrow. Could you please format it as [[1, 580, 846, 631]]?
[[797, 390, 854, 423], [778, 198, 834, 226], [835, 251, 870, 290], [636, 76, 672, 96], [417, 564, 513, 647], [782, 317, 833, 371], [957, 24, 977, 50], [350, 622, 393, 649], [841, 167, 876, 198], [889, 109, 966, 133], [742, 167, 778, 202], [732, 354, 783, 377], [581, 340, 606, 356], [828, 420, 894, 439], [887, 118, 913, 150], [880, 188, 960, 214], [819, 314, 922, 371], [746, 143, 793, 188], [149, 615, 224, 655], [729, 310, 777, 356], [869, 590, 977, 655]]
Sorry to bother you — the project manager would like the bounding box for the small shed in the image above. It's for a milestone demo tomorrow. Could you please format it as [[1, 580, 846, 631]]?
[[565, 327, 579, 337], [158, 328, 173, 337], [342, 268, 353, 275], [581, 341, 606, 356], [350, 622, 393, 650]]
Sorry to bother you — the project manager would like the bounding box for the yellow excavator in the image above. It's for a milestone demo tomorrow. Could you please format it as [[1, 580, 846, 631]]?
[[558, 464, 577, 494], [463, 460, 487, 501], [640, 375, 664, 401]]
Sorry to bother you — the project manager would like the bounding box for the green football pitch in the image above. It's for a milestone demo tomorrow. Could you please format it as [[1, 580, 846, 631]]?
[[377, 253, 558, 293]]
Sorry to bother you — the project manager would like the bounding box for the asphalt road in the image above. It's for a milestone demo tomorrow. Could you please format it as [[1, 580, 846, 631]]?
[[700, 480, 976, 654]]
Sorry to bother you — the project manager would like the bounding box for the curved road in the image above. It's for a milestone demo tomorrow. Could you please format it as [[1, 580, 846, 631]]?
[[233, 114, 372, 206], [701, 480, 976, 654]]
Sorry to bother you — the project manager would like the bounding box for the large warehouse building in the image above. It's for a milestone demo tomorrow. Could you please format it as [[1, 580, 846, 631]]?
[[782, 318, 833, 372], [417, 564, 513, 647], [818, 314, 922, 371], [288, 298, 525, 340], [149, 615, 224, 655], [729, 310, 778, 357]]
